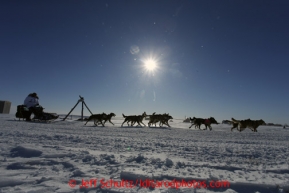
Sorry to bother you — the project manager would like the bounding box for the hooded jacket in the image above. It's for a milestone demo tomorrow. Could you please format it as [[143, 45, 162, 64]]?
[[24, 93, 39, 108]]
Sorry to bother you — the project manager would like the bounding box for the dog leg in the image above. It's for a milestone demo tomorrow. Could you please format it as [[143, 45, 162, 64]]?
[[102, 120, 106, 127], [121, 120, 127, 127], [140, 121, 146, 127], [189, 122, 195, 128], [163, 120, 169, 127], [95, 119, 104, 127], [231, 123, 237, 131], [135, 120, 146, 127], [166, 122, 171, 127], [94, 120, 99, 126], [84, 119, 91, 125], [109, 120, 114, 125], [134, 121, 140, 127], [131, 121, 136, 126]]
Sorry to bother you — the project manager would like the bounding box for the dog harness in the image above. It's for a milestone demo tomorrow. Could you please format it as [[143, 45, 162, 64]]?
[[204, 119, 211, 125]]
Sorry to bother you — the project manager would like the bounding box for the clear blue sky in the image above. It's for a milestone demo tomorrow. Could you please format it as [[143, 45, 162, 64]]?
[[1, 0, 288, 124]]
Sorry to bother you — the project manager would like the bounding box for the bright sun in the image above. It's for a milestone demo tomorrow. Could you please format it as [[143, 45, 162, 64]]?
[[144, 59, 157, 71]]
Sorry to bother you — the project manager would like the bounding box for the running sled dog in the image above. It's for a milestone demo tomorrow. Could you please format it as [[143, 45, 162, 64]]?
[[121, 112, 147, 127], [231, 118, 266, 132], [148, 113, 173, 127], [84, 112, 116, 126], [189, 117, 219, 130]]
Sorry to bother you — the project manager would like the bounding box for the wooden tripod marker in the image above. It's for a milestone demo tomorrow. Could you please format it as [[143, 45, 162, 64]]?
[[63, 95, 93, 121]]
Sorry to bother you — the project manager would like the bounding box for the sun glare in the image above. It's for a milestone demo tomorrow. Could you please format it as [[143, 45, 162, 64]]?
[[144, 59, 157, 71]]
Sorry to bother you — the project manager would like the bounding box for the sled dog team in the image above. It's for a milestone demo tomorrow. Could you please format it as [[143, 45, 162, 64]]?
[[188, 117, 265, 132], [84, 112, 266, 132], [85, 112, 173, 128], [19, 92, 265, 131]]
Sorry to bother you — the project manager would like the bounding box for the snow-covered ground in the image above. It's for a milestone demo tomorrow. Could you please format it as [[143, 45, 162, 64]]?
[[0, 114, 289, 193]]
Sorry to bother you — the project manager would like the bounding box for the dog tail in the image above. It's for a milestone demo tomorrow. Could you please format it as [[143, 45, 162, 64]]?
[[122, 113, 127, 118], [231, 118, 239, 123]]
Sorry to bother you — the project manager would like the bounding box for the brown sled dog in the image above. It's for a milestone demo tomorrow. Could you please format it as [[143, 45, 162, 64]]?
[[231, 118, 265, 132], [148, 113, 173, 127], [84, 113, 106, 126], [189, 117, 219, 130], [121, 112, 147, 127], [94, 112, 116, 126]]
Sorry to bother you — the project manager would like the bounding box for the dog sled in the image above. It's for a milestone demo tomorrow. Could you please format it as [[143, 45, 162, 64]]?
[[15, 105, 59, 123]]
